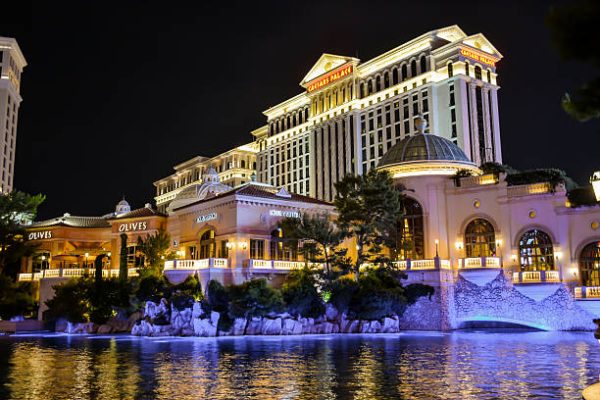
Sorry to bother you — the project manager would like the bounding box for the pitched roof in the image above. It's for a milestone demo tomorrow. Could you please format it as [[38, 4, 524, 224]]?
[[28, 214, 111, 229], [172, 182, 332, 211], [107, 206, 167, 220]]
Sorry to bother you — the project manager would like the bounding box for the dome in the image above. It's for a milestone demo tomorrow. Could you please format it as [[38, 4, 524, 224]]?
[[377, 116, 480, 178], [115, 198, 131, 215], [166, 171, 231, 213]]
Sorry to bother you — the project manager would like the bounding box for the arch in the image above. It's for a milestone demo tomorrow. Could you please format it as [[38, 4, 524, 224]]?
[[375, 75, 381, 92], [410, 59, 417, 77], [474, 65, 483, 80], [199, 227, 216, 259], [465, 61, 470, 76], [397, 197, 425, 260], [367, 79, 373, 95], [419, 54, 427, 74], [401, 64, 408, 81], [579, 241, 600, 286], [518, 229, 555, 271], [392, 67, 399, 85], [383, 71, 390, 88], [464, 218, 496, 257]]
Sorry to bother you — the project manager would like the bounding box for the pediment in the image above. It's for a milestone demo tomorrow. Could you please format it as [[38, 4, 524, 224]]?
[[461, 34, 503, 59], [300, 53, 359, 87]]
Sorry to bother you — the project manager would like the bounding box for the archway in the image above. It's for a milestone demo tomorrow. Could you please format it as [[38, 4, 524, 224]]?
[[579, 241, 600, 286], [464, 218, 496, 257], [199, 229, 216, 259], [518, 229, 554, 271], [397, 197, 424, 260]]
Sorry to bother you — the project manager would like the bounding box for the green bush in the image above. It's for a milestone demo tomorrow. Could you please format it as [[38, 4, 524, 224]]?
[[327, 276, 359, 314], [505, 168, 568, 190], [281, 267, 325, 318], [349, 268, 408, 320], [207, 280, 233, 331], [45, 278, 91, 323], [169, 274, 202, 301], [136, 275, 169, 304], [227, 279, 284, 320], [0, 276, 38, 320], [404, 283, 435, 305]]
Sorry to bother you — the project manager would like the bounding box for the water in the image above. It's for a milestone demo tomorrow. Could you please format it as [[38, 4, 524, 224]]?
[[0, 331, 598, 399]]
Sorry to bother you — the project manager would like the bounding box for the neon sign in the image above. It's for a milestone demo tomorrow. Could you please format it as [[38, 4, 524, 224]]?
[[118, 221, 148, 232], [459, 48, 497, 67], [306, 64, 353, 93]]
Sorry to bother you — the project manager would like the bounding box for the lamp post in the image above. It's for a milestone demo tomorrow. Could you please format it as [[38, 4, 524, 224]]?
[[84, 252, 89, 271], [591, 171, 600, 202], [434, 239, 439, 258]]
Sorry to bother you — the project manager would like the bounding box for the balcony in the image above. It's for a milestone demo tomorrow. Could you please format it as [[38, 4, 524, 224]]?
[[391, 259, 451, 270], [18, 268, 139, 282], [574, 287, 600, 299], [512, 270, 561, 284], [245, 259, 323, 271], [507, 183, 553, 198], [458, 257, 501, 269], [163, 258, 228, 270], [456, 173, 498, 188]]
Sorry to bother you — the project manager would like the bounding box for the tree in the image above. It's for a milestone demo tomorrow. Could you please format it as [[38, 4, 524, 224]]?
[[334, 170, 402, 280], [279, 213, 345, 276], [119, 233, 128, 282], [546, 0, 600, 121], [138, 229, 173, 277], [0, 191, 45, 279]]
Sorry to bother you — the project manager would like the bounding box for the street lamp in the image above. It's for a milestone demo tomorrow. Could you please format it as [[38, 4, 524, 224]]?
[[41, 255, 46, 270], [434, 239, 439, 258], [592, 171, 600, 202], [84, 252, 89, 269]]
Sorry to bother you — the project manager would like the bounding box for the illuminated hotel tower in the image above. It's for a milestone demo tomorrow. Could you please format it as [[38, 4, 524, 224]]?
[[0, 37, 26, 193], [254, 25, 503, 202]]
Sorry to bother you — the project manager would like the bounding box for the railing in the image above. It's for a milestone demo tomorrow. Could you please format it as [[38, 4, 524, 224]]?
[[507, 183, 553, 198], [457, 174, 498, 188], [458, 257, 501, 269], [17, 268, 139, 282], [574, 286, 600, 299], [245, 259, 323, 270], [163, 258, 229, 271], [390, 258, 451, 271], [512, 270, 561, 284]]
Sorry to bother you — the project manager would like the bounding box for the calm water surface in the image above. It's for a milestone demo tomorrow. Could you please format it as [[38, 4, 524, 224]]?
[[0, 330, 598, 400]]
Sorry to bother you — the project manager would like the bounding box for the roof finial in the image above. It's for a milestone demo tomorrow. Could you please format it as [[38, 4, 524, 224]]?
[[415, 115, 428, 135]]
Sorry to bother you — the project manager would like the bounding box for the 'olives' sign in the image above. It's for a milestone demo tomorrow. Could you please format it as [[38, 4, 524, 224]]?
[[118, 221, 148, 232], [28, 231, 52, 240]]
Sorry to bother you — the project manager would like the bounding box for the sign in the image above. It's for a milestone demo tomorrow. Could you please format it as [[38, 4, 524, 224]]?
[[118, 221, 148, 232], [196, 212, 218, 224], [28, 230, 52, 240], [269, 210, 301, 218], [459, 48, 497, 68], [306, 64, 353, 93]]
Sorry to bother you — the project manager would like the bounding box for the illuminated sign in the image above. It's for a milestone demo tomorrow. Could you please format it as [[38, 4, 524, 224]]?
[[28, 231, 52, 240], [196, 212, 218, 223], [269, 210, 301, 218], [459, 48, 497, 67], [306, 64, 353, 93], [118, 221, 148, 232]]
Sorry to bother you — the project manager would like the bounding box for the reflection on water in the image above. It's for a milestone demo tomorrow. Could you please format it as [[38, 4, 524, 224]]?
[[0, 331, 598, 399]]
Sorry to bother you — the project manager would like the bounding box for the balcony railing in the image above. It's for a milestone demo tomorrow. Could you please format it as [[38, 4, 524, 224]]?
[[507, 183, 553, 198], [457, 173, 498, 188], [512, 270, 561, 284], [574, 286, 600, 299], [458, 257, 501, 269], [245, 259, 323, 270], [390, 259, 451, 271], [18, 268, 139, 282], [163, 258, 228, 271]]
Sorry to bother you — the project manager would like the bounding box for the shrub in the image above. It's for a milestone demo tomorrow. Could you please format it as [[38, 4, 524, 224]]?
[[404, 283, 435, 305], [45, 278, 92, 323], [349, 268, 408, 320], [169, 274, 202, 301], [207, 280, 233, 331], [327, 275, 358, 314], [136, 275, 169, 304], [281, 267, 325, 318], [505, 168, 568, 190], [0, 276, 38, 320], [227, 279, 284, 320]]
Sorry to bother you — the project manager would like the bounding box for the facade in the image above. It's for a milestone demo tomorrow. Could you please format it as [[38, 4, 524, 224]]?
[[255, 25, 502, 202], [0, 37, 26, 193], [153, 142, 259, 212]]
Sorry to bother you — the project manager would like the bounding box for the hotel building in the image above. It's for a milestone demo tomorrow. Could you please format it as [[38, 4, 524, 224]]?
[[0, 37, 26, 193], [255, 25, 502, 202]]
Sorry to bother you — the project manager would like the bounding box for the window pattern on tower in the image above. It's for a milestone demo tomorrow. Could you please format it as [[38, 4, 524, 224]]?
[[267, 135, 310, 195]]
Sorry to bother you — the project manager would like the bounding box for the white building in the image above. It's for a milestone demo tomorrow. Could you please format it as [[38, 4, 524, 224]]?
[[0, 37, 26, 193], [255, 25, 502, 202]]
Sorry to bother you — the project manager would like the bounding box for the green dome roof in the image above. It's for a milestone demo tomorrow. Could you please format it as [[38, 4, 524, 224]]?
[[378, 133, 472, 168]]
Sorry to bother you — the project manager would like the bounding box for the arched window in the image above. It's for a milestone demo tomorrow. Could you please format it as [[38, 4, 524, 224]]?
[[392, 68, 399, 85], [447, 62, 453, 78], [465, 61, 470, 77], [519, 229, 554, 271], [410, 59, 417, 77], [487, 69, 492, 83], [304, 108, 309, 120], [367, 80, 373, 95], [475, 66, 482, 80], [270, 229, 298, 261], [375, 76, 381, 92], [397, 198, 424, 260], [580, 242, 600, 286], [401, 64, 408, 81], [464, 219, 496, 257], [420, 55, 427, 73], [384, 71, 390, 88], [241, 160, 246, 168], [199, 230, 216, 259]]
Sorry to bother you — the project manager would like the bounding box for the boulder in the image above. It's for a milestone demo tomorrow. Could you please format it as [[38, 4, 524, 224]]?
[[245, 317, 263, 335], [381, 317, 399, 333], [282, 318, 303, 335], [232, 318, 247, 335], [97, 324, 113, 334], [193, 318, 217, 337], [261, 318, 282, 335], [325, 304, 339, 321], [315, 322, 338, 334]]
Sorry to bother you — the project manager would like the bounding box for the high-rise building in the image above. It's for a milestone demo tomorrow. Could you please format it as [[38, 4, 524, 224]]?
[[0, 37, 26, 193], [254, 25, 503, 202]]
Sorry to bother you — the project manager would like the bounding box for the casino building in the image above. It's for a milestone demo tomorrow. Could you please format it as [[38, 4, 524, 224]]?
[[19, 26, 600, 327]]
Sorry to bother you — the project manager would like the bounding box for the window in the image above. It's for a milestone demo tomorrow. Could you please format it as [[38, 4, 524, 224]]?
[[464, 219, 496, 257], [270, 229, 298, 261], [199, 230, 216, 259], [420, 55, 427, 73], [396, 197, 424, 260], [250, 239, 265, 259], [401, 64, 407, 81], [127, 245, 145, 268], [410, 60, 417, 77], [519, 229, 554, 271], [448, 62, 453, 77], [579, 242, 600, 287], [475, 66, 482, 80], [218, 240, 229, 258]]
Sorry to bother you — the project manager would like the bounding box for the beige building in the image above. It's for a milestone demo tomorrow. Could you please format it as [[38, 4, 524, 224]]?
[[0, 37, 26, 193]]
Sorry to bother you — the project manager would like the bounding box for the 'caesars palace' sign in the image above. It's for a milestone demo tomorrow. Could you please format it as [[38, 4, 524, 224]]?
[[28, 231, 52, 240], [306, 64, 353, 93], [118, 221, 148, 232], [459, 48, 497, 68]]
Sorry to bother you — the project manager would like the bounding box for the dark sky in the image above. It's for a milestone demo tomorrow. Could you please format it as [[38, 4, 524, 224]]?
[[2, 0, 599, 220]]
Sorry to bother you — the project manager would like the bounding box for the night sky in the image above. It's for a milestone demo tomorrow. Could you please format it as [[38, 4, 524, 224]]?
[[2, 0, 599, 220]]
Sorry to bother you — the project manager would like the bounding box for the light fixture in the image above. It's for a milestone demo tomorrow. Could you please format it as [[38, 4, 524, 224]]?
[[84, 252, 89, 258], [455, 241, 463, 250], [107, 252, 111, 258], [591, 171, 600, 202], [41, 255, 46, 261], [226, 242, 234, 249], [239, 242, 247, 250], [496, 239, 503, 247], [555, 251, 563, 260]]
